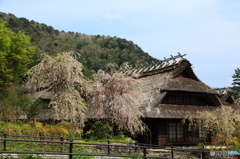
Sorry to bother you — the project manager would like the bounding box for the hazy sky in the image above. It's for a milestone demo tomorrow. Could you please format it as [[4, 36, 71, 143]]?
[[1, 0, 239, 87]]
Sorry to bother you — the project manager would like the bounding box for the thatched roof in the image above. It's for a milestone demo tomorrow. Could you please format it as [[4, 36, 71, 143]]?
[[135, 58, 224, 119], [214, 87, 234, 105], [161, 78, 216, 94], [218, 93, 234, 105]]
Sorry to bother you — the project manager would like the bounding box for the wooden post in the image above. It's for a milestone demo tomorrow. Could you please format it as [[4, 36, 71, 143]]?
[[3, 134, 7, 151], [60, 137, 64, 152], [202, 151, 207, 159], [143, 147, 147, 157], [171, 147, 174, 158], [135, 143, 137, 153], [69, 139, 73, 159], [107, 140, 110, 155]]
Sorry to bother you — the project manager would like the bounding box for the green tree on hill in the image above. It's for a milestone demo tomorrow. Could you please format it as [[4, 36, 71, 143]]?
[[0, 20, 35, 120], [0, 12, 157, 78], [0, 19, 35, 90]]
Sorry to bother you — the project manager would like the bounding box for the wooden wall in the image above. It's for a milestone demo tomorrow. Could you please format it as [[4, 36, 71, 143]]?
[[158, 121, 168, 145]]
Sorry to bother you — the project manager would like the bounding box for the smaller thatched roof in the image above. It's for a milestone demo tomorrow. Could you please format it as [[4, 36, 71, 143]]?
[[220, 93, 233, 103], [214, 88, 234, 105]]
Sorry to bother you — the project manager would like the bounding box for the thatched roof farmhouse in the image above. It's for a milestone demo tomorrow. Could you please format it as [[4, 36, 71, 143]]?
[[120, 53, 235, 145]]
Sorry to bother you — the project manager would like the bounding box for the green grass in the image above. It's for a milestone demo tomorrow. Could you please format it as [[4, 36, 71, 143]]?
[[74, 139, 108, 144], [74, 136, 134, 144]]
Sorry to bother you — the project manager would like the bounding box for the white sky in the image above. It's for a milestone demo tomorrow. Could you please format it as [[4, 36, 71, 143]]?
[[1, 0, 239, 88]]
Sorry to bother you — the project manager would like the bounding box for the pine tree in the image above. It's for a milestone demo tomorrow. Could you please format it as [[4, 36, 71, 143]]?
[[230, 68, 240, 100]]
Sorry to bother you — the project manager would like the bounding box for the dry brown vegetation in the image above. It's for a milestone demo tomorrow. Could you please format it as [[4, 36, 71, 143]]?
[[183, 106, 240, 142]]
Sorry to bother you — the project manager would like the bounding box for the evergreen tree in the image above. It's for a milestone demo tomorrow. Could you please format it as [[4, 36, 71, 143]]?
[[230, 68, 240, 100]]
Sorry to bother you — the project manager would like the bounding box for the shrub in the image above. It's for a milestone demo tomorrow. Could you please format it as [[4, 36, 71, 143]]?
[[195, 143, 205, 149], [85, 121, 112, 140], [0, 121, 69, 138], [70, 129, 84, 139]]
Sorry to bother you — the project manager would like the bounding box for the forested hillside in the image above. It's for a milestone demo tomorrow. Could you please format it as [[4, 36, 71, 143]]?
[[0, 12, 157, 76]]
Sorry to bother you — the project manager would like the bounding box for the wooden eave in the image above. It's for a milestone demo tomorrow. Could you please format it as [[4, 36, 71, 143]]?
[[144, 104, 219, 119], [205, 93, 222, 106]]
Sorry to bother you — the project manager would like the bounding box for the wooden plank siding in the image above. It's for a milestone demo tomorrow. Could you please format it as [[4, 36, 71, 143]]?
[[158, 121, 168, 145]]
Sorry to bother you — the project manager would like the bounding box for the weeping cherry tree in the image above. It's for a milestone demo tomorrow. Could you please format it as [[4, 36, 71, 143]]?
[[24, 51, 88, 125], [88, 67, 146, 135]]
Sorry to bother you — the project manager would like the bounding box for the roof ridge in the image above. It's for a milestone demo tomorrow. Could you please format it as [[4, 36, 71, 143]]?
[[120, 52, 187, 76], [213, 87, 230, 95]]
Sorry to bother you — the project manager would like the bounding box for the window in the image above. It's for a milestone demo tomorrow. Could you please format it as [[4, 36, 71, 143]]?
[[188, 127, 204, 142], [184, 95, 190, 103], [175, 94, 182, 103], [167, 94, 198, 104], [168, 95, 175, 103], [168, 123, 184, 142], [190, 96, 197, 103]]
